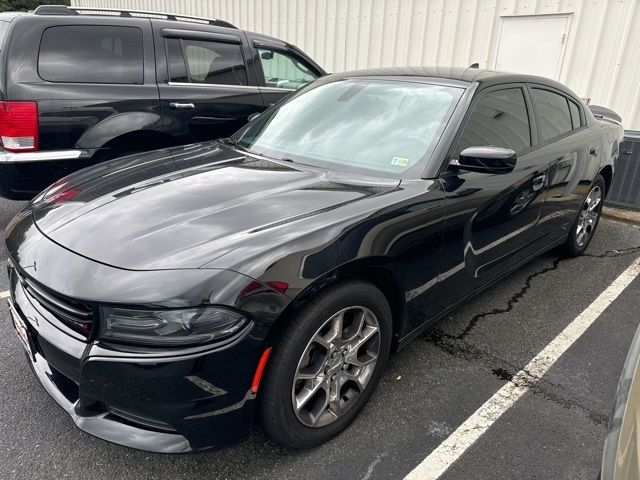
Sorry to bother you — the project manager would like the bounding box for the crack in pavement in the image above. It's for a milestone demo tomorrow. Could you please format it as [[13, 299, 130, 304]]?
[[584, 245, 640, 258], [417, 245, 640, 425], [453, 245, 640, 340], [421, 330, 610, 425], [361, 452, 387, 480], [456, 258, 564, 340]]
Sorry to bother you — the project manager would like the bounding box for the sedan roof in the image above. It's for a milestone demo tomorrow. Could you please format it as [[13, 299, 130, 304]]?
[[331, 66, 575, 96]]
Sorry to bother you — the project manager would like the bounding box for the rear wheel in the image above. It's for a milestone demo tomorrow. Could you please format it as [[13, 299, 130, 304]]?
[[563, 174, 605, 256], [259, 280, 392, 448]]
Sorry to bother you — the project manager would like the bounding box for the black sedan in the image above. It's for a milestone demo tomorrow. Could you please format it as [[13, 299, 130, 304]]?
[[4, 67, 622, 452]]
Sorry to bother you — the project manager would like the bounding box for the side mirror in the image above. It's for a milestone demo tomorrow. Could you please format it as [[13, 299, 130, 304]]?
[[247, 112, 261, 122], [453, 146, 517, 174], [260, 51, 274, 60]]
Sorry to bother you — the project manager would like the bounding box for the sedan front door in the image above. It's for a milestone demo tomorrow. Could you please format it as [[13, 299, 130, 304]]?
[[435, 84, 550, 309]]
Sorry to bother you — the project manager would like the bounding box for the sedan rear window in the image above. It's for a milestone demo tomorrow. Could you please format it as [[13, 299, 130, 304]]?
[[166, 38, 248, 86], [38, 26, 144, 84], [233, 78, 463, 179]]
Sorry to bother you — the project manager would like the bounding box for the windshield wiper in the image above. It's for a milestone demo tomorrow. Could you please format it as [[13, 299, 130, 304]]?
[[219, 139, 295, 164], [219, 137, 249, 153], [219, 137, 239, 147]]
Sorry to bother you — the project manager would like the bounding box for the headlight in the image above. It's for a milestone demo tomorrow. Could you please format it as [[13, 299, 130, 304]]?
[[100, 306, 249, 347]]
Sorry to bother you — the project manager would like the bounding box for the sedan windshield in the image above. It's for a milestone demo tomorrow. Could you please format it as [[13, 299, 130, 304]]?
[[231, 78, 464, 179]]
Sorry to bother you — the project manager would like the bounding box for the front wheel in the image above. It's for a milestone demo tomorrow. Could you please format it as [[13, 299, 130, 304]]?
[[563, 174, 605, 257], [259, 280, 392, 448]]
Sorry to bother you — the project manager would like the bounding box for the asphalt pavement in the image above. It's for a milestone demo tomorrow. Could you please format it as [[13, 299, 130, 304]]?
[[1, 196, 639, 480]]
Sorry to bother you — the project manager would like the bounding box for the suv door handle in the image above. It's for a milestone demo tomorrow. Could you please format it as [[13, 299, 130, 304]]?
[[589, 146, 600, 156], [169, 102, 195, 110], [532, 173, 546, 191]]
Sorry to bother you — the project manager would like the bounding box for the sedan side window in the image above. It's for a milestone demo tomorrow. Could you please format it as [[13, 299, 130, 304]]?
[[569, 100, 582, 129], [531, 88, 573, 141], [457, 88, 531, 153], [257, 48, 317, 90], [166, 38, 248, 86]]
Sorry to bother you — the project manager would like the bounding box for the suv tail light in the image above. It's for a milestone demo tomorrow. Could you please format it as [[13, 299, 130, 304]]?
[[0, 101, 39, 152]]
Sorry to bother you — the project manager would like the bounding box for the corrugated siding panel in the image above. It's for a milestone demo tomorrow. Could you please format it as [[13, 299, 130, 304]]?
[[72, 0, 640, 129]]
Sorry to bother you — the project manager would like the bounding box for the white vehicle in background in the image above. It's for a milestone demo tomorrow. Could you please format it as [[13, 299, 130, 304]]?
[[601, 325, 640, 479]]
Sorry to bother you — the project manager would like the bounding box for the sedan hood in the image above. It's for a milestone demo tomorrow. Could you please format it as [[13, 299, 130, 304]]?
[[31, 142, 399, 271]]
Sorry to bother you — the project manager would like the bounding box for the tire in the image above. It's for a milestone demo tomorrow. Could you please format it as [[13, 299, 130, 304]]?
[[563, 174, 606, 257], [259, 279, 392, 448]]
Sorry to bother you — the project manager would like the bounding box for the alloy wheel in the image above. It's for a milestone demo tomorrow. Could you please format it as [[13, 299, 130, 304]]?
[[576, 185, 602, 247], [291, 306, 381, 428]]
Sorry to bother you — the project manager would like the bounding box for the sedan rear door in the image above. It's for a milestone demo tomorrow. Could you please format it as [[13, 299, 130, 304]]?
[[527, 85, 603, 242]]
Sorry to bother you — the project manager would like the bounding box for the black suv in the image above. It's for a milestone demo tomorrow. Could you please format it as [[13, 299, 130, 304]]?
[[0, 5, 325, 199]]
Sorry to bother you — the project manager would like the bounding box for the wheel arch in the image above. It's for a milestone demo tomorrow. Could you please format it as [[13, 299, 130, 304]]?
[[264, 258, 408, 354], [93, 129, 176, 162], [75, 111, 169, 152], [599, 164, 613, 197]]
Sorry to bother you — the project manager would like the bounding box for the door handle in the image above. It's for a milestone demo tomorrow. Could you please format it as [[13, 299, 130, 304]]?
[[589, 146, 600, 156], [169, 102, 195, 110], [532, 173, 546, 191]]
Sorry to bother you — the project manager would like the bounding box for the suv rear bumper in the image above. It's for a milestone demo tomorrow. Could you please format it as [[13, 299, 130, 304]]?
[[0, 149, 90, 200], [0, 149, 83, 163]]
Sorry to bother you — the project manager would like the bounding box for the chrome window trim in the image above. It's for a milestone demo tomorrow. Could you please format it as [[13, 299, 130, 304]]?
[[259, 86, 297, 93], [167, 81, 261, 91]]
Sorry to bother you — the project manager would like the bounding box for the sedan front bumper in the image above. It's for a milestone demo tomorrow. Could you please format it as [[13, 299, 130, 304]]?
[[7, 269, 265, 453]]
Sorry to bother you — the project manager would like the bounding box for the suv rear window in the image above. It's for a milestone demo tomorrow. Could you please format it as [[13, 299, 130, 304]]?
[[38, 26, 144, 84], [165, 38, 248, 86], [0, 21, 10, 50]]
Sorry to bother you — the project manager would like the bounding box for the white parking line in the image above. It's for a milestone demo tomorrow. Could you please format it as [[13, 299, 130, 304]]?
[[0, 290, 9, 299], [405, 256, 640, 480]]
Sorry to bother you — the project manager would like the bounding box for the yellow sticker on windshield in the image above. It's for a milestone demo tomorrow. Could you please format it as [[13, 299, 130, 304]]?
[[391, 156, 410, 167]]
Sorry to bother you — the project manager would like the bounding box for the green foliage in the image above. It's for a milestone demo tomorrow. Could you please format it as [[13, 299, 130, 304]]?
[[0, 1, 70, 12]]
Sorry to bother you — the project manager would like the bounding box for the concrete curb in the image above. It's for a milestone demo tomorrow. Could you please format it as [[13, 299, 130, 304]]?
[[602, 206, 640, 226]]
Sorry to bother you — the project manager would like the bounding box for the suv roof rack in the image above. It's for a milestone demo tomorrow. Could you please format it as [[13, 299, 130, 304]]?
[[33, 5, 77, 15], [33, 5, 237, 29]]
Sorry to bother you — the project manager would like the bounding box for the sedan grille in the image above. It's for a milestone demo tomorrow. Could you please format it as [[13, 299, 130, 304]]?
[[20, 274, 94, 337]]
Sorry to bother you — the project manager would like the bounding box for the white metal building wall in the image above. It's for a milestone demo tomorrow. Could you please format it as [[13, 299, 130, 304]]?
[[72, 0, 640, 130]]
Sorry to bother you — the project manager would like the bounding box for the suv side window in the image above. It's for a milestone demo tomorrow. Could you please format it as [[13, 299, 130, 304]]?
[[257, 48, 317, 90], [530, 88, 573, 141], [165, 38, 248, 86], [457, 88, 531, 153], [39, 26, 143, 84]]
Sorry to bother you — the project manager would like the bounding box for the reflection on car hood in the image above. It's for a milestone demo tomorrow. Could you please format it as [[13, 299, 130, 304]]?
[[30, 142, 400, 271]]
